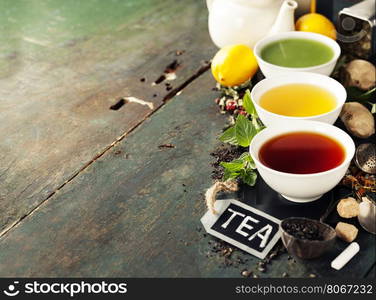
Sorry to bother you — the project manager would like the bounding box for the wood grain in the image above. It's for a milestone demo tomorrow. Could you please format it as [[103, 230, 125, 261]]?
[[2, 71, 372, 278], [0, 0, 216, 233], [0, 72, 228, 276], [1, 0, 373, 278]]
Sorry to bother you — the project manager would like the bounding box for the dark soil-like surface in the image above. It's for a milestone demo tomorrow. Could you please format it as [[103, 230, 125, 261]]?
[[210, 145, 246, 180]]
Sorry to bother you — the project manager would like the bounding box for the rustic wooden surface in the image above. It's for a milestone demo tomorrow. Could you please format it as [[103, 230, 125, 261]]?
[[0, 0, 374, 278], [0, 71, 332, 277], [0, 0, 215, 234]]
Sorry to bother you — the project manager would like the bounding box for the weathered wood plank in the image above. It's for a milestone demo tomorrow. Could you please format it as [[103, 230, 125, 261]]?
[[0, 0, 216, 233], [2, 71, 370, 278], [0, 71, 226, 276]]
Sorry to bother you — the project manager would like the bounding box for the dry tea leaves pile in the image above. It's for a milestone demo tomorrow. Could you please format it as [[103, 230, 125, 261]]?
[[341, 164, 376, 201]]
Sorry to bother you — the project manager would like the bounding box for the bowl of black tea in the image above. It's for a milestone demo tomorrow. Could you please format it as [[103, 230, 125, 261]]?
[[280, 217, 336, 259], [249, 120, 355, 203]]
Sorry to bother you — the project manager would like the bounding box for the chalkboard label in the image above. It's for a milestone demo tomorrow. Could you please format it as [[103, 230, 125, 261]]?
[[201, 199, 281, 259]]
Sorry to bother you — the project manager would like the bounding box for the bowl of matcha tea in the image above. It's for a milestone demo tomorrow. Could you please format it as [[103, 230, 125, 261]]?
[[250, 72, 347, 126], [254, 31, 340, 77]]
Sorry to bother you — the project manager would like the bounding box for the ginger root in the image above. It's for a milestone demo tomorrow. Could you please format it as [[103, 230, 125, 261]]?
[[335, 222, 358, 243], [342, 59, 376, 91], [337, 197, 359, 218], [340, 102, 375, 138]]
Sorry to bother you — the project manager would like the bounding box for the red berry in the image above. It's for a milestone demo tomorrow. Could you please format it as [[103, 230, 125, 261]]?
[[225, 101, 236, 111]]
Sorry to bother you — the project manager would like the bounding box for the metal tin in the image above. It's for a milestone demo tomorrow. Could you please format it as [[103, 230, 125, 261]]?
[[338, 0, 376, 60]]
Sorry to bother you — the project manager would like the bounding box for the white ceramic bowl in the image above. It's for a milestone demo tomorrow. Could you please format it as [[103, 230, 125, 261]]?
[[254, 31, 341, 77], [251, 72, 347, 127], [249, 121, 355, 203]]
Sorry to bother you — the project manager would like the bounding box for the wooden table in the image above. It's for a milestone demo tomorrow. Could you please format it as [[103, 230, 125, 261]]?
[[0, 0, 374, 278]]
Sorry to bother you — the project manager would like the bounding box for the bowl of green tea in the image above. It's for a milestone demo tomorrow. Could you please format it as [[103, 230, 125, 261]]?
[[254, 31, 340, 77], [261, 38, 334, 68], [250, 72, 347, 126]]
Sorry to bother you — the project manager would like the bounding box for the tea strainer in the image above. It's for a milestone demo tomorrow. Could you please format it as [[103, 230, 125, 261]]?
[[355, 143, 376, 174]]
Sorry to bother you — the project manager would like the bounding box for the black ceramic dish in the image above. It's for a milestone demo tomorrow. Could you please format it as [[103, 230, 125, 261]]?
[[280, 217, 336, 259]]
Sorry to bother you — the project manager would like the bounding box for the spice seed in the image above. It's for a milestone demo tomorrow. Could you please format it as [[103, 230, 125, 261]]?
[[241, 270, 252, 277]]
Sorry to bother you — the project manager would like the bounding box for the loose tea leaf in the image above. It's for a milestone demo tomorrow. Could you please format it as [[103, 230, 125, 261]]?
[[283, 220, 324, 241]]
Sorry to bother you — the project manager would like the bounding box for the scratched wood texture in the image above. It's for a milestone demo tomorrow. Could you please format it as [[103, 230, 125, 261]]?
[[1, 71, 373, 278], [0, 0, 374, 278], [0, 72, 300, 277], [0, 0, 216, 234]]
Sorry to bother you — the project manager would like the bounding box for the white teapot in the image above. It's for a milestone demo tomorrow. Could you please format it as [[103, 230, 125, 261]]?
[[207, 0, 298, 48]]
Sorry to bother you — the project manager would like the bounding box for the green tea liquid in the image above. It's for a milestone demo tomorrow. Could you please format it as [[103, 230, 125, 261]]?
[[261, 38, 334, 68]]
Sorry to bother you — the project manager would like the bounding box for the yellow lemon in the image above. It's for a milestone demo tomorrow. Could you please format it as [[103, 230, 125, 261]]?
[[296, 13, 337, 40], [211, 44, 258, 87]]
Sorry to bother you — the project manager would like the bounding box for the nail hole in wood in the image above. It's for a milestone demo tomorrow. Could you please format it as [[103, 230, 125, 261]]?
[[110, 98, 128, 110], [153, 74, 166, 85], [164, 60, 180, 73], [152, 60, 181, 85]]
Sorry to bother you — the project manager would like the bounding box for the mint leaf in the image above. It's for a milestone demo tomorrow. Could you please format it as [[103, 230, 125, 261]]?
[[239, 152, 251, 161], [235, 114, 256, 147], [223, 169, 240, 181], [239, 152, 256, 169], [220, 151, 258, 186], [219, 127, 238, 145], [241, 170, 257, 186], [220, 160, 244, 172], [242, 89, 266, 132], [242, 89, 256, 116]]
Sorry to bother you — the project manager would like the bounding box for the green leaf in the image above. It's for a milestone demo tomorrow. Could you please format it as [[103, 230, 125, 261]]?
[[235, 114, 256, 147], [238, 153, 256, 168], [347, 87, 376, 101], [370, 102, 376, 114], [241, 170, 257, 186], [220, 160, 244, 172], [223, 169, 239, 181], [239, 152, 252, 163], [220, 151, 258, 185], [238, 152, 256, 169], [361, 87, 376, 98], [251, 117, 265, 133], [242, 89, 256, 116], [219, 127, 238, 145], [239, 152, 251, 160]]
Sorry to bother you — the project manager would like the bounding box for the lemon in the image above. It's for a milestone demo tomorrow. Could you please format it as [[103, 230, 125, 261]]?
[[296, 13, 337, 40], [211, 44, 258, 87]]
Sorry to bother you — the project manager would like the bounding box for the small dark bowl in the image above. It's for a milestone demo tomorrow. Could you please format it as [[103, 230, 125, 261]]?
[[280, 217, 336, 259]]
